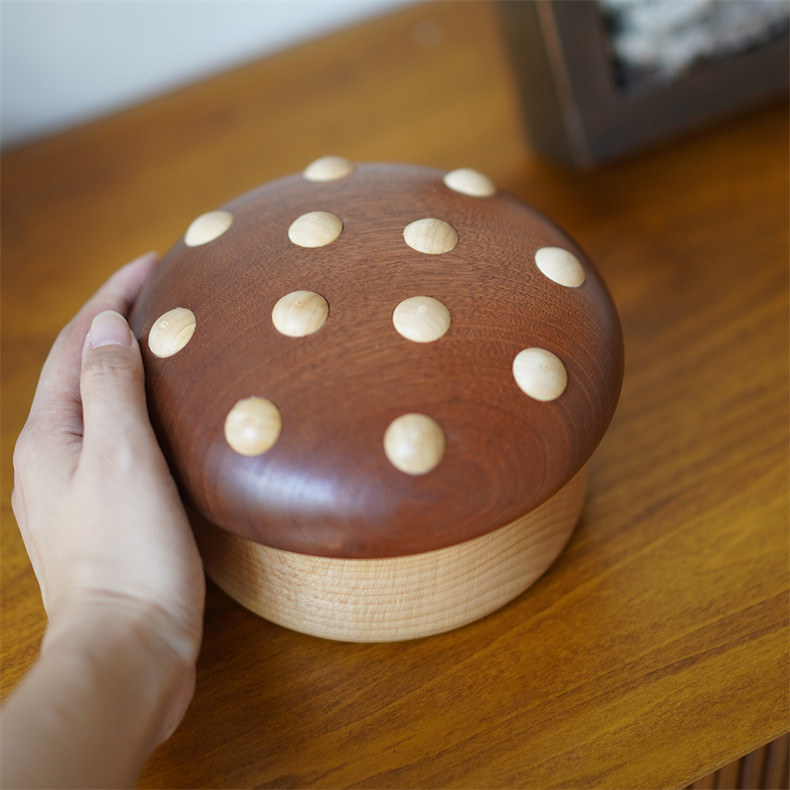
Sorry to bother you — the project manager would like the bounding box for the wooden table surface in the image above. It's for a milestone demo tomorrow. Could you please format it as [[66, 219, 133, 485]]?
[[2, 2, 788, 787]]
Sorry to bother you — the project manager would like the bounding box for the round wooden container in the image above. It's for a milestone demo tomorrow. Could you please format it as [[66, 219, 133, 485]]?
[[130, 158, 623, 642]]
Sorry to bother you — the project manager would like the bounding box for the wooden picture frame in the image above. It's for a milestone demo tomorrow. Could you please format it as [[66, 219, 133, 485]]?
[[497, 0, 790, 167]]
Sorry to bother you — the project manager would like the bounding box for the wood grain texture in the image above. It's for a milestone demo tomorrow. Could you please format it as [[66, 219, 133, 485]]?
[[512, 347, 568, 401], [382, 412, 446, 476], [1, 2, 787, 788], [194, 467, 585, 642], [287, 210, 344, 248], [184, 210, 234, 247], [271, 290, 329, 338], [128, 163, 622, 558], [147, 307, 196, 358], [223, 397, 282, 458], [691, 733, 789, 789], [535, 246, 586, 287], [391, 295, 451, 343], [303, 155, 355, 183], [402, 216, 459, 254], [443, 167, 497, 197]]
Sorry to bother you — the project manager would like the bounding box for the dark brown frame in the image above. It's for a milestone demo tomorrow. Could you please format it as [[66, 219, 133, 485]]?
[[498, 0, 789, 167]]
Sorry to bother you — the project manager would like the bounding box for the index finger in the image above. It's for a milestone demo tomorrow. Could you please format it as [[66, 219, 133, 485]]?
[[25, 251, 159, 442]]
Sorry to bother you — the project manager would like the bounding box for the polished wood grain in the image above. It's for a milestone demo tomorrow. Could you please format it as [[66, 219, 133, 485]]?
[[303, 155, 355, 183], [402, 215, 459, 254], [287, 210, 344, 248], [127, 163, 622, 558], [271, 290, 330, 338], [1, 1, 787, 787], [224, 397, 283, 458], [194, 467, 585, 642], [535, 246, 586, 288], [147, 306, 197, 359], [184, 210, 234, 248], [443, 167, 497, 198], [391, 295, 451, 343]]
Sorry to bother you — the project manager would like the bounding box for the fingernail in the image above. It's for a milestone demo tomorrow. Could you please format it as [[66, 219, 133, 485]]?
[[88, 311, 133, 349]]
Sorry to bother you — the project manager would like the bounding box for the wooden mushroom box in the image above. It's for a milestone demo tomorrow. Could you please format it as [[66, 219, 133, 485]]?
[[130, 158, 624, 642]]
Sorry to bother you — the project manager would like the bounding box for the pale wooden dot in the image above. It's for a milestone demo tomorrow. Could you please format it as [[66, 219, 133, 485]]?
[[303, 155, 354, 182], [272, 290, 329, 337], [288, 211, 343, 248], [403, 218, 458, 255], [392, 296, 451, 343], [224, 397, 282, 457], [184, 210, 233, 247], [443, 168, 496, 197], [535, 247, 586, 287], [384, 413, 445, 475], [512, 348, 568, 401], [148, 307, 196, 358]]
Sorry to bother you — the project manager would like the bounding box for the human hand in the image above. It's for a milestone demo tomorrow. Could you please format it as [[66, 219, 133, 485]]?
[[8, 252, 205, 777]]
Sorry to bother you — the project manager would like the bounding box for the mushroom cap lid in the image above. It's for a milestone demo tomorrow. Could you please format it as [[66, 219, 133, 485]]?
[[130, 163, 623, 559]]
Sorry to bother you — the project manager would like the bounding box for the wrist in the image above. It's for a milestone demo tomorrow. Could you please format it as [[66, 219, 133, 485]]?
[[2, 593, 198, 788], [44, 588, 200, 666], [42, 592, 198, 756]]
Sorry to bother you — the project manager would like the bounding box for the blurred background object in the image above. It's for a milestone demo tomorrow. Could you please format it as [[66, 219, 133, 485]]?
[[498, 0, 789, 167], [600, 0, 789, 90]]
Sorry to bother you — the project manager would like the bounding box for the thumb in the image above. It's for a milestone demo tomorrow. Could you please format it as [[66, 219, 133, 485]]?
[[80, 310, 152, 455]]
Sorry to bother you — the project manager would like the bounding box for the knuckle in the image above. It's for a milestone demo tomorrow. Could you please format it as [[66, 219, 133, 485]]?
[[53, 313, 86, 352], [82, 347, 140, 383]]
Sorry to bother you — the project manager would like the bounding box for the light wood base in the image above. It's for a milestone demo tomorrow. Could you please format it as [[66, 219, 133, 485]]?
[[193, 466, 587, 642]]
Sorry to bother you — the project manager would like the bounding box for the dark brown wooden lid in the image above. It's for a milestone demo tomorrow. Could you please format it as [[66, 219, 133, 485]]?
[[130, 162, 623, 558]]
